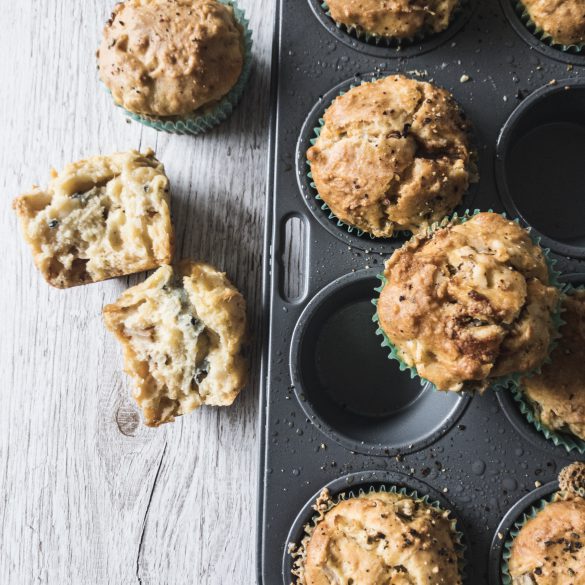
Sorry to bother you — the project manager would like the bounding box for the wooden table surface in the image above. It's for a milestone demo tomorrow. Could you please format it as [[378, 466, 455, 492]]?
[[0, 1, 275, 582]]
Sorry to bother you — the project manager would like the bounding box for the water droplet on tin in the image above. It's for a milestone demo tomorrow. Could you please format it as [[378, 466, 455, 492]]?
[[472, 460, 486, 476]]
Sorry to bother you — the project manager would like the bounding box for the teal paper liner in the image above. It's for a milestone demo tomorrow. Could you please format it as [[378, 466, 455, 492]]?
[[290, 483, 466, 584], [307, 79, 476, 241], [511, 284, 585, 454], [320, 0, 465, 47], [371, 209, 564, 393], [111, 0, 253, 135], [514, 0, 585, 54]]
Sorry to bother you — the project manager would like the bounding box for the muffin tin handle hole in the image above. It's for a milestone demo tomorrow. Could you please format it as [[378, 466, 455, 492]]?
[[279, 214, 309, 303]]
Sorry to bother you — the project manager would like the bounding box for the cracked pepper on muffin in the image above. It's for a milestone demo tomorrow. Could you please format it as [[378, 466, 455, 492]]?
[[519, 288, 585, 442], [307, 74, 476, 238], [326, 0, 461, 40], [291, 488, 462, 585], [520, 0, 585, 46], [508, 462, 585, 585], [97, 0, 245, 118], [377, 212, 560, 392]]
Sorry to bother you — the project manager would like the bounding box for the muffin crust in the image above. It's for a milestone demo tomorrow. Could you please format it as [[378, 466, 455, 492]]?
[[98, 0, 245, 117], [13, 150, 173, 288], [307, 75, 475, 238], [326, 0, 460, 39], [103, 261, 247, 426], [521, 290, 585, 441], [295, 490, 461, 585], [520, 0, 585, 46], [377, 212, 559, 391]]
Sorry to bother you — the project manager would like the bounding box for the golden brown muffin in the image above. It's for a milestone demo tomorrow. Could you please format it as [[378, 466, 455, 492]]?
[[98, 0, 245, 117], [377, 212, 559, 391], [327, 0, 460, 39], [307, 75, 475, 238], [520, 0, 585, 46], [103, 261, 248, 427], [521, 290, 585, 442], [508, 463, 585, 585], [13, 149, 173, 288], [292, 489, 461, 585]]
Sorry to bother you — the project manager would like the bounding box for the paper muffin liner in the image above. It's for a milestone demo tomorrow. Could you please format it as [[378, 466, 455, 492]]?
[[306, 81, 477, 241], [513, 0, 585, 54], [371, 209, 564, 394], [109, 0, 253, 135], [320, 0, 466, 48], [510, 284, 585, 454], [288, 483, 466, 584]]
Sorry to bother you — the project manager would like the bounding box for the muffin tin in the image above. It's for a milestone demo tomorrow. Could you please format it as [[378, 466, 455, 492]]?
[[259, 1, 585, 583]]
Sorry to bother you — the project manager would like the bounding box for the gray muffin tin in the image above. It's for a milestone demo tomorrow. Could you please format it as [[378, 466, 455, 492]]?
[[258, 1, 585, 583]]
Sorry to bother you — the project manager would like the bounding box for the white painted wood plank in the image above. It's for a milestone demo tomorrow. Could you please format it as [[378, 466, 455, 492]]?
[[0, 0, 275, 583]]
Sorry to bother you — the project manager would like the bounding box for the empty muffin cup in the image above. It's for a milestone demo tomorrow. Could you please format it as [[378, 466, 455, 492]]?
[[289, 269, 471, 456], [497, 80, 585, 258], [285, 470, 466, 585]]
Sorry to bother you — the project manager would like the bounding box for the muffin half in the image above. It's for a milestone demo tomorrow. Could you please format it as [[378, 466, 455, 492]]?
[[13, 149, 173, 288], [291, 488, 462, 585], [103, 260, 247, 427], [307, 75, 476, 238], [326, 0, 461, 40], [376, 212, 560, 392], [519, 0, 585, 47]]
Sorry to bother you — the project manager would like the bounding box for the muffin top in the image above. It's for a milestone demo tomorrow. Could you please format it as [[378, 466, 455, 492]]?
[[509, 463, 585, 585], [520, 0, 585, 46], [326, 0, 460, 39], [521, 289, 585, 441], [296, 490, 461, 585], [307, 75, 474, 238], [98, 0, 245, 117], [377, 212, 559, 391]]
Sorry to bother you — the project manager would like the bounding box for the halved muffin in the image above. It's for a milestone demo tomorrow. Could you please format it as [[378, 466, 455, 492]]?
[[13, 149, 173, 288], [307, 75, 475, 238], [377, 212, 560, 391], [103, 260, 247, 427]]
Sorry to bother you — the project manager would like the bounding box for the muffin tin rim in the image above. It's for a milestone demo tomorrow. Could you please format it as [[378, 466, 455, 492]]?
[[289, 268, 472, 456]]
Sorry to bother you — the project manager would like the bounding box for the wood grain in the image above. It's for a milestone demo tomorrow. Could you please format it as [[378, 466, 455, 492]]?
[[0, 1, 274, 583]]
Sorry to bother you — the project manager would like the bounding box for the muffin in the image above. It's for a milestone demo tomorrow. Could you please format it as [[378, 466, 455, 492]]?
[[97, 0, 250, 132], [103, 260, 247, 427], [376, 212, 560, 392], [519, 0, 585, 47], [518, 289, 585, 443], [291, 488, 462, 585], [307, 75, 475, 238], [326, 0, 460, 40], [13, 149, 173, 288], [507, 462, 585, 584]]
